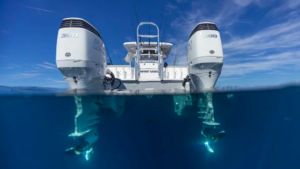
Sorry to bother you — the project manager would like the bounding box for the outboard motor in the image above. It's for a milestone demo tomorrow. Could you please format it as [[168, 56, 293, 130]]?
[[56, 18, 107, 89], [187, 22, 223, 91]]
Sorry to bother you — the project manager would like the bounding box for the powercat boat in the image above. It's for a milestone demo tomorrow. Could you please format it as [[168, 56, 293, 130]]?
[[56, 18, 225, 160]]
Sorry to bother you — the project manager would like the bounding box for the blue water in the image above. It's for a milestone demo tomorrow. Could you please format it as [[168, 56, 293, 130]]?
[[0, 86, 299, 169]]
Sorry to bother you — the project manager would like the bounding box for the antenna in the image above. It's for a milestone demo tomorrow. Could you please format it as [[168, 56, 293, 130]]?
[[133, 0, 139, 24], [175, 49, 180, 66], [117, 50, 123, 65], [130, 12, 137, 43], [161, 10, 171, 43], [133, 0, 141, 42], [89, 12, 95, 25], [106, 46, 113, 65], [173, 45, 179, 66], [159, 0, 167, 32], [89, 12, 113, 65], [148, 0, 150, 47]]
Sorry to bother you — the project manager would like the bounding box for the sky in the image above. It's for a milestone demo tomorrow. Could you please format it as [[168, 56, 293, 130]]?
[[1, 0, 300, 88]]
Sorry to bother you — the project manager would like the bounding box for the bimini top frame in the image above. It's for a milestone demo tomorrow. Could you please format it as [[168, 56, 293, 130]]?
[[136, 22, 163, 81]]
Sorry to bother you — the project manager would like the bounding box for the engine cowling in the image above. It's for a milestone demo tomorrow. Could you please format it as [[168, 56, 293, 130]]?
[[187, 22, 223, 91], [56, 18, 107, 89]]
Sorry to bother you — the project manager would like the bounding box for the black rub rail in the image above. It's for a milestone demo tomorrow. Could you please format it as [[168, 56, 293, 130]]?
[[60, 19, 102, 39]]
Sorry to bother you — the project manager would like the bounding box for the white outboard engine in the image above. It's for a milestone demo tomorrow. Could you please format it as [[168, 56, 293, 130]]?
[[56, 18, 107, 89], [187, 22, 223, 91]]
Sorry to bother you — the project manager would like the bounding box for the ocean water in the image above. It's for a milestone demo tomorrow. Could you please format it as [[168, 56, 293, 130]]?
[[0, 86, 300, 169]]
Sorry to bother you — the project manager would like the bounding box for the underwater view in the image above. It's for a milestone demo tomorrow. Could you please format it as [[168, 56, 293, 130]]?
[[1, 86, 300, 169], [2, 0, 300, 168]]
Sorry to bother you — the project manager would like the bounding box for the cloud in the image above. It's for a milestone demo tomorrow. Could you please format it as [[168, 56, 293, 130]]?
[[222, 51, 300, 76], [166, 0, 300, 81], [20, 5, 56, 13], [4, 64, 22, 69], [174, 54, 187, 66], [232, 0, 260, 7], [177, 0, 188, 3], [167, 0, 260, 65], [125, 36, 134, 41], [43, 62, 56, 67], [218, 77, 240, 81], [111, 49, 118, 55], [251, 51, 266, 57], [35, 62, 56, 70], [265, 0, 300, 17], [223, 18, 300, 55], [46, 78, 66, 83], [165, 3, 177, 10], [163, 38, 187, 65], [2, 62, 56, 71], [11, 73, 40, 79], [171, 0, 258, 38]]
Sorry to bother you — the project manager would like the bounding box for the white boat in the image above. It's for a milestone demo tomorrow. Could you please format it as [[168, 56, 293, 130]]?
[[56, 18, 223, 92], [56, 18, 225, 160]]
